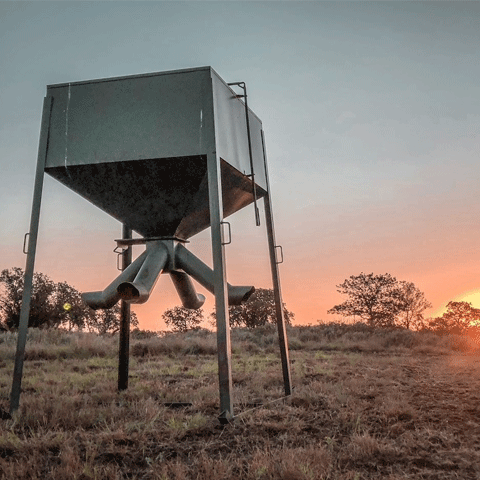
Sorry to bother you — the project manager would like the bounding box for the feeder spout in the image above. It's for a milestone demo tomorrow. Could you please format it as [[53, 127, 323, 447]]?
[[117, 241, 169, 304], [82, 250, 148, 309], [170, 270, 206, 310], [227, 285, 255, 306], [174, 243, 254, 306]]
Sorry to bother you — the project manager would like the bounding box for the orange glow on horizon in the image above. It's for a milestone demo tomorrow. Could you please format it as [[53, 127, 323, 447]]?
[[431, 289, 480, 319], [5, 233, 480, 333]]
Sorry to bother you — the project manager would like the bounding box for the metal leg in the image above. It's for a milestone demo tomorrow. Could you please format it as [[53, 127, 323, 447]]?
[[260, 129, 292, 397], [10, 97, 53, 414], [206, 154, 234, 423], [118, 225, 132, 391], [264, 194, 292, 396]]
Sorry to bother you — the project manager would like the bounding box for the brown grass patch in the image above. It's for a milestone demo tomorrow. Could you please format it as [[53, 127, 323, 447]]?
[[1, 325, 480, 478]]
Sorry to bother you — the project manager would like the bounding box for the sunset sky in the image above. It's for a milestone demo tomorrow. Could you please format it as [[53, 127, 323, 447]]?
[[1, 1, 480, 330]]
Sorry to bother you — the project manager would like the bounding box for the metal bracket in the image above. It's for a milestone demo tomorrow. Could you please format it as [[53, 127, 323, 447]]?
[[114, 245, 127, 271], [221, 221, 232, 245], [114, 236, 189, 247], [113, 236, 189, 271], [23, 233, 30, 254], [218, 409, 234, 425], [275, 245, 284, 264]]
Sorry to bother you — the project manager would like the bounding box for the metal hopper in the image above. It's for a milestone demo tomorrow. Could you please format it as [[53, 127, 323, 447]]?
[[11, 67, 291, 423], [44, 67, 267, 239]]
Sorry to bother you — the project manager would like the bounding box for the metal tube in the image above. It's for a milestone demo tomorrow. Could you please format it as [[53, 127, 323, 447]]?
[[228, 285, 256, 306], [117, 241, 168, 304], [227, 81, 260, 226], [174, 243, 215, 291], [174, 244, 254, 306], [261, 130, 292, 396], [10, 96, 53, 415], [118, 224, 132, 391], [206, 151, 234, 424], [242, 84, 261, 227], [82, 250, 148, 309], [170, 270, 206, 310]]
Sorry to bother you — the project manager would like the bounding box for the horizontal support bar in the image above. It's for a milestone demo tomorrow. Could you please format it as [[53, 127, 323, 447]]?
[[115, 236, 188, 247]]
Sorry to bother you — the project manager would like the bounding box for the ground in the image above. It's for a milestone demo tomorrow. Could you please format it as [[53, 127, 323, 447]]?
[[0, 324, 479, 479]]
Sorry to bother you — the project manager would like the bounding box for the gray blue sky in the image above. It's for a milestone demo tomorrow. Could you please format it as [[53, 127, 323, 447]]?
[[1, 1, 480, 329]]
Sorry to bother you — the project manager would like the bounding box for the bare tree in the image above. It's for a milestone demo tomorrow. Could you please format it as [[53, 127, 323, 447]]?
[[395, 281, 432, 330]]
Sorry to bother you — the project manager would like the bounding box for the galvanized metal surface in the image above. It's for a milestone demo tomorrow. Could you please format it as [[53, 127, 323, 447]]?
[[170, 271, 206, 310], [44, 67, 267, 239], [10, 97, 53, 414], [262, 131, 292, 396], [207, 151, 234, 423], [83, 239, 254, 311], [212, 72, 266, 190], [264, 193, 292, 396], [174, 243, 254, 306], [81, 250, 148, 309], [12, 67, 291, 422], [227, 82, 261, 226], [118, 225, 132, 392], [45, 68, 212, 166], [117, 242, 169, 304]]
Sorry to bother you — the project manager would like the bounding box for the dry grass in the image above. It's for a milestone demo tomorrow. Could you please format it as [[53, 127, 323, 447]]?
[[1, 324, 480, 479]]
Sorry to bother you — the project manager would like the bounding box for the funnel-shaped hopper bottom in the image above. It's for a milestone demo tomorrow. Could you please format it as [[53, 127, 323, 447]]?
[[47, 157, 207, 238], [46, 158, 266, 239]]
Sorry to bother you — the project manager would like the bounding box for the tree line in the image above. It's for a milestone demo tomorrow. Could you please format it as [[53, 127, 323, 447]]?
[[0, 267, 288, 333], [162, 287, 294, 332], [0, 267, 138, 333], [165, 272, 480, 335], [328, 272, 480, 335], [1, 267, 478, 336]]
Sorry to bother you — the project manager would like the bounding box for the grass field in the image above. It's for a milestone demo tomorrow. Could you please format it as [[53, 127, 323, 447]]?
[[1, 324, 480, 479]]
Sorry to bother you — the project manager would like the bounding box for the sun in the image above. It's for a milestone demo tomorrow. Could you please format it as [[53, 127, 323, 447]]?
[[433, 289, 480, 318], [456, 290, 480, 308]]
